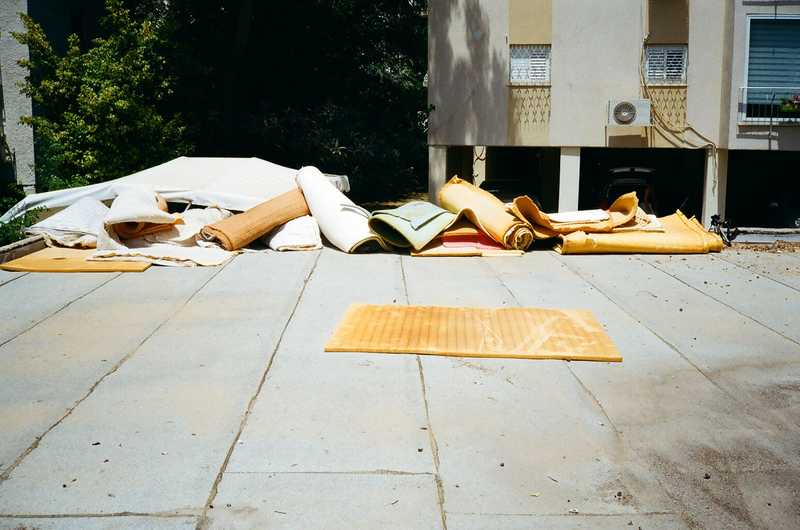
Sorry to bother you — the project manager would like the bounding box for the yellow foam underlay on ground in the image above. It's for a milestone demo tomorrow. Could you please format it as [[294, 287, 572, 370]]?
[[325, 304, 622, 362], [556, 211, 723, 254], [1, 247, 150, 273]]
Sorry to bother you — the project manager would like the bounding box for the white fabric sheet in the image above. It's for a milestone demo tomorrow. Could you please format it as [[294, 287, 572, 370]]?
[[104, 187, 178, 225], [1, 157, 299, 222], [265, 215, 322, 251], [93, 191, 233, 267], [25, 197, 108, 248], [548, 209, 610, 224]]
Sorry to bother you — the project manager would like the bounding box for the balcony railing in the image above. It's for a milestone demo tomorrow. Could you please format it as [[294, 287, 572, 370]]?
[[738, 86, 800, 125]]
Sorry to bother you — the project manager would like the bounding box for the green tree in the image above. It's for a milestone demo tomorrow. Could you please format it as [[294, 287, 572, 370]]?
[[13, 0, 190, 191]]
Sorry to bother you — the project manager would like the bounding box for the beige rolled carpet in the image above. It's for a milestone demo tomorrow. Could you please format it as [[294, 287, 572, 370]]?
[[510, 191, 639, 238], [200, 187, 310, 251], [438, 177, 533, 250], [107, 191, 181, 240]]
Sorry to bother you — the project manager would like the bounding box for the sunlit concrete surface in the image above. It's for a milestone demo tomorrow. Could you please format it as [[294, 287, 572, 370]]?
[[0, 248, 798, 529]]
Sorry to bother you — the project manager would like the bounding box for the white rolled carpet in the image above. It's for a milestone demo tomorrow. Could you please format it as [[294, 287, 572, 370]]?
[[296, 166, 386, 253]]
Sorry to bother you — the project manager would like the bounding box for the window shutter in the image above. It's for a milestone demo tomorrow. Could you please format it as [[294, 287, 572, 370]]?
[[645, 45, 687, 84], [510, 45, 550, 85]]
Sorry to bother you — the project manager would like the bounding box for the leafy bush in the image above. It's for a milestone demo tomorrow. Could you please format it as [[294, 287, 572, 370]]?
[[13, 0, 190, 191], [0, 181, 40, 246]]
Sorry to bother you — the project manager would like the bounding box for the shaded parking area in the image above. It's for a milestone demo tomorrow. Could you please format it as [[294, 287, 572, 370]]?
[[0, 249, 799, 529]]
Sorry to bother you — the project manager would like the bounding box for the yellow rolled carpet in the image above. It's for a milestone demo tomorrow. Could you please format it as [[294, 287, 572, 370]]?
[[325, 304, 621, 362], [556, 210, 723, 254], [438, 177, 533, 250], [200, 187, 310, 250], [511, 192, 639, 238]]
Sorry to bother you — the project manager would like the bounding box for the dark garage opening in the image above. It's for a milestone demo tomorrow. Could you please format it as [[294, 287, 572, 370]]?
[[484, 147, 560, 211], [579, 148, 706, 218], [727, 150, 800, 228]]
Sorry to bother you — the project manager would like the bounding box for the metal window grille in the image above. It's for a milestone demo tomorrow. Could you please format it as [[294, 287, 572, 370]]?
[[645, 45, 687, 84], [510, 45, 550, 85]]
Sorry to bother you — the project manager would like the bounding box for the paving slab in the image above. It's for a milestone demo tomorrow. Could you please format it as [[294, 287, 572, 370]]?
[[718, 249, 800, 291], [0, 252, 316, 515], [643, 254, 800, 343], [446, 512, 687, 529], [557, 253, 800, 431], [206, 473, 442, 530], [494, 253, 800, 529], [401, 256, 638, 517], [0, 267, 217, 476], [0, 516, 195, 530], [225, 249, 431, 474], [0, 270, 26, 288], [0, 273, 118, 345]]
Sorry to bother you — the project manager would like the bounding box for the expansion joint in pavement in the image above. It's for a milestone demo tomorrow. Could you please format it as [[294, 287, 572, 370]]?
[[0, 265, 227, 483], [0, 273, 121, 350], [641, 256, 800, 348], [196, 250, 322, 530]]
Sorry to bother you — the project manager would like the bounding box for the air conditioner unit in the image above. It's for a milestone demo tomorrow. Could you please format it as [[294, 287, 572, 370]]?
[[608, 99, 651, 126]]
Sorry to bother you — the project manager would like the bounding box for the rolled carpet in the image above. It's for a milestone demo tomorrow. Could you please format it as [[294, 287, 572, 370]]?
[[106, 189, 181, 240], [297, 166, 388, 253], [511, 191, 639, 238], [555, 210, 723, 254], [438, 177, 533, 250], [200, 187, 309, 251]]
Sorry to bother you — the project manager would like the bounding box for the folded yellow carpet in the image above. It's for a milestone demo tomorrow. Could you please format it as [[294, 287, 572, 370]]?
[[511, 192, 638, 238], [325, 304, 621, 362], [438, 177, 533, 250], [200, 187, 309, 250], [556, 210, 723, 254], [1, 247, 150, 272]]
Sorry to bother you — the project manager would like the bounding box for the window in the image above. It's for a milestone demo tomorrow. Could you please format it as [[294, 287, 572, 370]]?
[[745, 17, 800, 110], [645, 45, 687, 84], [510, 45, 550, 85]]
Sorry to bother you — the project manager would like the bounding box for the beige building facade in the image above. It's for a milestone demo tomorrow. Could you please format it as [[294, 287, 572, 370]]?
[[428, 0, 800, 227]]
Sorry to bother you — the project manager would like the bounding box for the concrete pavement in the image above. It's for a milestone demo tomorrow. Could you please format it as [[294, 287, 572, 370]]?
[[0, 248, 798, 529]]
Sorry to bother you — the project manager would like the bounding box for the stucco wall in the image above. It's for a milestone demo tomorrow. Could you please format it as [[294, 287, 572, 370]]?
[[428, 0, 510, 146], [0, 0, 35, 190], [509, 0, 551, 44], [726, 0, 800, 151], [549, 0, 644, 147], [647, 0, 689, 44], [685, 0, 729, 148]]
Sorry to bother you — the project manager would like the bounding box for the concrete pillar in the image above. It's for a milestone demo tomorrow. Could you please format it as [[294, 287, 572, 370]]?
[[0, 1, 36, 192], [701, 148, 728, 228], [428, 146, 447, 205], [473, 146, 487, 188], [557, 147, 581, 212]]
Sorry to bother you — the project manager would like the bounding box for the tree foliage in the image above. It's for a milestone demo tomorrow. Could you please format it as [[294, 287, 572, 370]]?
[[12, 0, 427, 200], [13, 0, 189, 191]]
